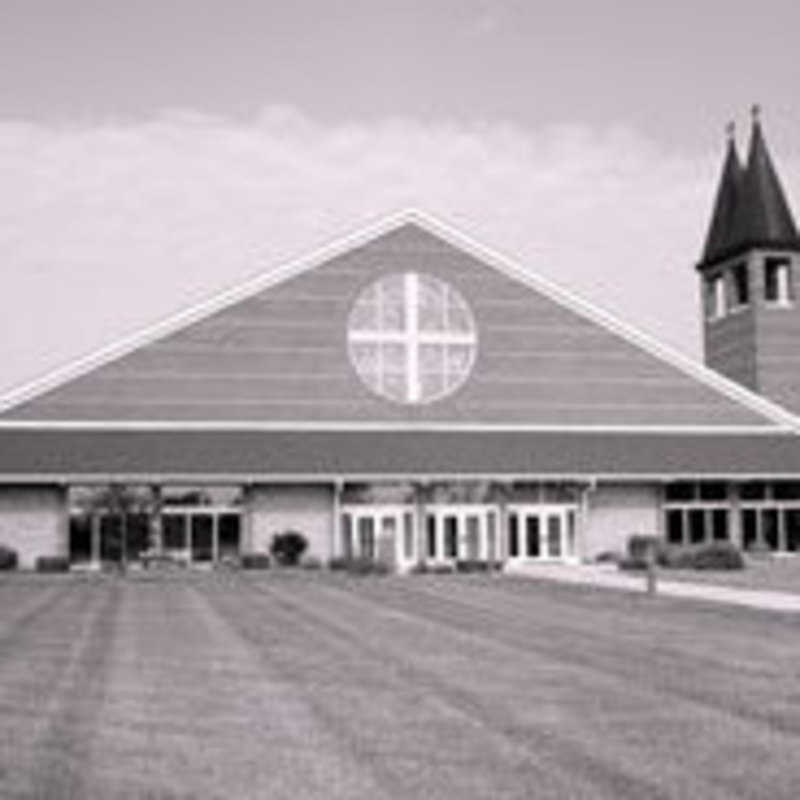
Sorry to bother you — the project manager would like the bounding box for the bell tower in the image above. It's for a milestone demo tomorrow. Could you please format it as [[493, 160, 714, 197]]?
[[697, 108, 800, 414]]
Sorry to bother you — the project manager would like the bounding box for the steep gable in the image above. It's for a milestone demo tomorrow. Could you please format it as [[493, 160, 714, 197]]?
[[1, 214, 795, 428]]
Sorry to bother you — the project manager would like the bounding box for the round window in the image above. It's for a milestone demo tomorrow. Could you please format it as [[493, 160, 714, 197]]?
[[347, 272, 477, 404]]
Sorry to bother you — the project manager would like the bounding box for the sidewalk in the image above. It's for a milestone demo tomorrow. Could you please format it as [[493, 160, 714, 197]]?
[[507, 562, 800, 613]]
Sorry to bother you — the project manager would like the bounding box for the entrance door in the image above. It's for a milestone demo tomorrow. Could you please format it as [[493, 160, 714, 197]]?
[[425, 506, 494, 563], [340, 506, 416, 568], [507, 506, 576, 561], [191, 514, 214, 563]]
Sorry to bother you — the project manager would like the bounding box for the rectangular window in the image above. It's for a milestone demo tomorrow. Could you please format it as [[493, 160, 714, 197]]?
[[444, 516, 458, 558], [732, 262, 749, 307], [666, 509, 684, 545], [403, 512, 414, 560], [162, 514, 187, 551], [762, 509, 779, 550], [508, 513, 519, 557], [773, 481, 800, 501], [665, 482, 695, 502], [688, 508, 706, 544], [740, 481, 766, 501], [764, 257, 792, 304], [358, 517, 375, 559], [526, 516, 540, 558], [547, 515, 562, 558], [706, 274, 726, 319], [784, 510, 800, 553], [742, 509, 758, 550], [341, 514, 353, 559], [699, 482, 727, 501], [426, 514, 437, 558], [711, 509, 729, 540]]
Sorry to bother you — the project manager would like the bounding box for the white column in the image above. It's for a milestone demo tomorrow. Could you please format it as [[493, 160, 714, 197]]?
[[332, 480, 343, 561], [91, 513, 101, 568]]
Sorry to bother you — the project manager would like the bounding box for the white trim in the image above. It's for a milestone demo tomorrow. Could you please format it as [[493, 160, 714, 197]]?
[[1, 209, 798, 430], [0, 419, 792, 434], [6, 472, 800, 484]]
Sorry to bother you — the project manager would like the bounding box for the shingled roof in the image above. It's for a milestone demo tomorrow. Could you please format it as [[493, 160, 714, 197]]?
[[699, 113, 800, 270]]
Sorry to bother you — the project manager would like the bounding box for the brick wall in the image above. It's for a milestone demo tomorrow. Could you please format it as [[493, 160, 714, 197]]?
[[0, 485, 68, 568], [247, 484, 334, 561], [584, 483, 661, 559]]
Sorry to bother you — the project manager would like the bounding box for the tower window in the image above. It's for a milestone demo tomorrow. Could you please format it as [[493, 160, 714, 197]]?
[[706, 274, 726, 320], [732, 262, 749, 307], [764, 257, 793, 305]]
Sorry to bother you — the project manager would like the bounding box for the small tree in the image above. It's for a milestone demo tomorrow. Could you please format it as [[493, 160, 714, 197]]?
[[270, 531, 308, 566]]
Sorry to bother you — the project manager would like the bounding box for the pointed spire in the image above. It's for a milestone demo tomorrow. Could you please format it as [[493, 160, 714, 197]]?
[[700, 123, 744, 265], [699, 109, 799, 269], [732, 107, 799, 249]]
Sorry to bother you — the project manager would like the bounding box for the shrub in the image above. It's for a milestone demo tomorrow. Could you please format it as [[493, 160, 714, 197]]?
[[0, 545, 18, 571], [409, 561, 456, 575], [686, 541, 744, 570], [240, 552, 271, 570], [327, 556, 389, 576], [627, 534, 671, 564], [594, 550, 623, 565], [455, 559, 503, 573], [270, 531, 308, 566], [35, 555, 69, 573]]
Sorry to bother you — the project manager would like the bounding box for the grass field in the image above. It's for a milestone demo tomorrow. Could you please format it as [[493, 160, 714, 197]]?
[[2, 572, 800, 799]]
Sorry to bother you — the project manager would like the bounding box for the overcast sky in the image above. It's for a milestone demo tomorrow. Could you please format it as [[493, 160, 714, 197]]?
[[1, 1, 799, 395]]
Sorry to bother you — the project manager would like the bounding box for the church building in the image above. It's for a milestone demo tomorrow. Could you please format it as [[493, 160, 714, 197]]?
[[2, 112, 800, 571]]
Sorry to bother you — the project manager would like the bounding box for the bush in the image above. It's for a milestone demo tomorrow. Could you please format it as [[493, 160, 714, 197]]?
[[327, 556, 389, 576], [240, 552, 271, 570], [0, 545, 18, 571], [594, 550, 623, 565], [455, 559, 502, 573], [409, 561, 456, 575], [680, 541, 744, 570], [270, 531, 308, 566], [35, 555, 69, 573]]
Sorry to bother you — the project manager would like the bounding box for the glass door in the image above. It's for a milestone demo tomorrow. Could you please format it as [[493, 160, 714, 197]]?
[[506, 506, 576, 562]]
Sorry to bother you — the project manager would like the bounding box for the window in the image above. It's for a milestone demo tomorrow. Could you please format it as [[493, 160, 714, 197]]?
[[444, 516, 458, 558], [663, 481, 730, 545], [508, 513, 519, 557], [732, 262, 749, 307], [706, 274, 726, 320], [764, 257, 793, 304], [666, 509, 684, 545], [348, 272, 477, 404], [427, 514, 437, 558], [403, 512, 415, 560]]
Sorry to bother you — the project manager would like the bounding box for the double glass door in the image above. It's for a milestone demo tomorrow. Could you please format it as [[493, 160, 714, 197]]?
[[340, 506, 417, 568], [506, 506, 576, 561], [425, 505, 498, 563]]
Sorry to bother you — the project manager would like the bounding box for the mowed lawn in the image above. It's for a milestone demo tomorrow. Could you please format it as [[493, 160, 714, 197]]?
[[2, 573, 800, 799]]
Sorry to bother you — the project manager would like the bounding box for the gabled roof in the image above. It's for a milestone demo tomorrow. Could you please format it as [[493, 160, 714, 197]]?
[[699, 114, 800, 270], [1, 210, 799, 432]]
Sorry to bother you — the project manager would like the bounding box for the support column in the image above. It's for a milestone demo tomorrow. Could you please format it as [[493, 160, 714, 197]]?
[[212, 514, 220, 563], [150, 484, 163, 555], [91, 513, 101, 568], [414, 481, 428, 565], [729, 483, 742, 548], [579, 479, 596, 562], [332, 479, 343, 561]]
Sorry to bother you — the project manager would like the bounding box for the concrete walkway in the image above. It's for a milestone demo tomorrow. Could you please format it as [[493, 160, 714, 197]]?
[[507, 562, 800, 613]]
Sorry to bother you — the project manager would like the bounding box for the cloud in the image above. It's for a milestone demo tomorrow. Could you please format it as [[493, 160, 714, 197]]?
[[1, 107, 798, 394]]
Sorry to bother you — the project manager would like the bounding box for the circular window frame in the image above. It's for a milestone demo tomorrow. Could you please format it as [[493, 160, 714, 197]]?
[[346, 271, 478, 406]]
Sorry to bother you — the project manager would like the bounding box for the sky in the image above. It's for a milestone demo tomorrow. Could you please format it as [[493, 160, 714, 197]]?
[[1, 0, 800, 395]]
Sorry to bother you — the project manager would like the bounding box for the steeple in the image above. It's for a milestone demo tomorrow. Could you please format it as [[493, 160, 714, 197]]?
[[699, 107, 800, 270], [700, 122, 744, 267]]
